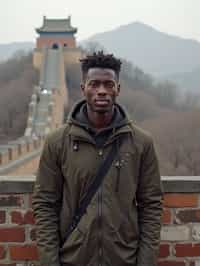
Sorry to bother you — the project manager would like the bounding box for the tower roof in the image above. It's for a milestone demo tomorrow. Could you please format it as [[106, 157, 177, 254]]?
[[36, 16, 77, 34]]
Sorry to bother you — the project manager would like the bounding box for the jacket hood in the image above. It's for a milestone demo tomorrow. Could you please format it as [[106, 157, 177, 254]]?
[[67, 99, 131, 133]]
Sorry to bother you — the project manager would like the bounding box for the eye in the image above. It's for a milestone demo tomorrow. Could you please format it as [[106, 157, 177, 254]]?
[[88, 80, 100, 88], [104, 81, 115, 89]]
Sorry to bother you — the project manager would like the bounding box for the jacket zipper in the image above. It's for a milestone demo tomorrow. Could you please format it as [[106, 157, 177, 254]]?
[[98, 149, 103, 266], [115, 163, 121, 192], [98, 187, 103, 266]]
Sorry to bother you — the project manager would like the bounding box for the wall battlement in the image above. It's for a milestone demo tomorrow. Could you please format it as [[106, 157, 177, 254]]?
[[0, 136, 44, 175], [0, 176, 200, 265]]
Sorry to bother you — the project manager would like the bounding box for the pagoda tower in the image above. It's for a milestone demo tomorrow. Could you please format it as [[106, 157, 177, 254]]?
[[35, 16, 77, 49], [33, 16, 83, 70]]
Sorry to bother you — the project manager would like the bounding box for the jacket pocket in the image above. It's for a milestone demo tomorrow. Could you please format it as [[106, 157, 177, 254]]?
[[60, 226, 86, 265]]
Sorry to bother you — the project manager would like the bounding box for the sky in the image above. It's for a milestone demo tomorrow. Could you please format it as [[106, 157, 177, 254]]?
[[1, 0, 200, 43]]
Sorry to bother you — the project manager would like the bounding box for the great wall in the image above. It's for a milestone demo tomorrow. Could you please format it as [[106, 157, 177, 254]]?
[[0, 16, 82, 176], [0, 16, 200, 266]]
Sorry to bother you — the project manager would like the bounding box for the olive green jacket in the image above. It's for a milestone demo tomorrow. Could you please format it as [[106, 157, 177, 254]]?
[[33, 102, 163, 266]]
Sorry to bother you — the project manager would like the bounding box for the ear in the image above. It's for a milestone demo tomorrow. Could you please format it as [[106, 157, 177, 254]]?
[[116, 83, 120, 96], [80, 83, 85, 95]]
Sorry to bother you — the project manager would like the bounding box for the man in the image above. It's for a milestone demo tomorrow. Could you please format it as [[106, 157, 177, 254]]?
[[33, 51, 163, 266]]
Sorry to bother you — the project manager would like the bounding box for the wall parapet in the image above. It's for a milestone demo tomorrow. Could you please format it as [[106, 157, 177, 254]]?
[[0, 176, 200, 193], [0, 136, 44, 176], [0, 137, 44, 165], [162, 176, 200, 193]]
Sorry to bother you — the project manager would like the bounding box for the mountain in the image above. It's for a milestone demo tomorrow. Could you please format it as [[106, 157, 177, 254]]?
[[0, 42, 34, 61], [83, 22, 200, 76]]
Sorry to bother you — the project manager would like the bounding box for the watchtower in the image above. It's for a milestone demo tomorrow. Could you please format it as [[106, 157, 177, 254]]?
[[34, 16, 82, 70], [36, 15, 77, 49]]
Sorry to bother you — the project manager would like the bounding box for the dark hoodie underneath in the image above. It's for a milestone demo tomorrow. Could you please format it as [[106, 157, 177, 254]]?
[[69, 100, 129, 148]]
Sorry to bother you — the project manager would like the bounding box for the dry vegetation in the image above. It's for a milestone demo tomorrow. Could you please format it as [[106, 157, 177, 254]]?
[[0, 52, 199, 175], [0, 52, 38, 143]]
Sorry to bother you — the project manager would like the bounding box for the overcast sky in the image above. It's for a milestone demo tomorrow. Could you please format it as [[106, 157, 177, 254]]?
[[1, 0, 200, 43]]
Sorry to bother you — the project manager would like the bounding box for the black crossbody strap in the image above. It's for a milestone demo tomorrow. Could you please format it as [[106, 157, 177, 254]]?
[[62, 137, 123, 244]]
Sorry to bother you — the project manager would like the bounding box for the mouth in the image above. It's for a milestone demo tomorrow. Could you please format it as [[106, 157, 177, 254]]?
[[95, 99, 110, 106], [95, 98, 109, 103]]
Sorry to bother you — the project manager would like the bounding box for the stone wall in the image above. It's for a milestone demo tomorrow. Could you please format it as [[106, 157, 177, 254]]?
[[0, 176, 200, 266], [0, 137, 44, 176]]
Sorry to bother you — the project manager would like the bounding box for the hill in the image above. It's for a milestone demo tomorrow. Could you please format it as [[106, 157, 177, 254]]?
[[0, 42, 34, 61], [83, 22, 200, 76]]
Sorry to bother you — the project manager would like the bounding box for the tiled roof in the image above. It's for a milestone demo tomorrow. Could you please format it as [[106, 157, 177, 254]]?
[[36, 16, 77, 33]]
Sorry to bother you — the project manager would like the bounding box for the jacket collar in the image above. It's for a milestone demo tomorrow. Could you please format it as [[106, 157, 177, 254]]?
[[68, 122, 133, 146], [67, 99, 133, 145]]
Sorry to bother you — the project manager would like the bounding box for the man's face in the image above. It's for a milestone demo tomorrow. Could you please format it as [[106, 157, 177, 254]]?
[[81, 68, 120, 114]]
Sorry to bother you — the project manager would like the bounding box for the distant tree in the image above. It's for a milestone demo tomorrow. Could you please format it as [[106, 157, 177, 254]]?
[[154, 80, 178, 108], [141, 110, 200, 175], [0, 52, 38, 142]]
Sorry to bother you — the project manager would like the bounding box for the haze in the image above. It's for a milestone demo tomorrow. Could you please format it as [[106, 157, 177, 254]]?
[[1, 0, 200, 43]]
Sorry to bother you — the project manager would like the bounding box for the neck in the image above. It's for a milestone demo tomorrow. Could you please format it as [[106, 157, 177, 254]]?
[[87, 106, 114, 130]]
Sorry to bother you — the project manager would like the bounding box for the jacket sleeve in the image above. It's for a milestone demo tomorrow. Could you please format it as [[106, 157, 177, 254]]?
[[136, 137, 163, 266], [32, 134, 63, 266]]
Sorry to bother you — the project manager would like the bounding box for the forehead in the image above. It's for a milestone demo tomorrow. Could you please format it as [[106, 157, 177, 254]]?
[[86, 68, 117, 81]]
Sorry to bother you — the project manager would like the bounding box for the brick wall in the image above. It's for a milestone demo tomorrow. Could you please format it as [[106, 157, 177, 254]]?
[[159, 177, 200, 266], [0, 177, 38, 266], [0, 176, 200, 266]]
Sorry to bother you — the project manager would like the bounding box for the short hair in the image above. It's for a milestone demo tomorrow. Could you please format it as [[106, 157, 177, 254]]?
[[80, 51, 122, 81]]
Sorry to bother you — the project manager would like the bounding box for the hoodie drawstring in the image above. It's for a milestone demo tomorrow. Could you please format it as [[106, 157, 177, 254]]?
[[73, 140, 79, 151]]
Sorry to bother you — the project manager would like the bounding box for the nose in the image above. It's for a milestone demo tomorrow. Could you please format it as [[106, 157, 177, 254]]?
[[97, 83, 107, 96]]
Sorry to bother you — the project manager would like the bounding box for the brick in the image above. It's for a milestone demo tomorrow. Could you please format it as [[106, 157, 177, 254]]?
[[9, 245, 38, 260], [0, 211, 5, 223], [11, 211, 23, 225], [24, 210, 35, 225], [162, 209, 171, 224], [0, 227, 25, 242], [11, 210, 35, 225], [164, 194, 198, 208], [159, 244, 170, 258], [175, 244, 200, 257], [0, 195, 22, 207], [0, 264, 16, 266], [0, 245, 5, 259], [192, 225, 200, 241], [158, 261, 185, 266], [176, 209, 200, 224], [161, 225, 190, 241], [30, 228, 36, 241]]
